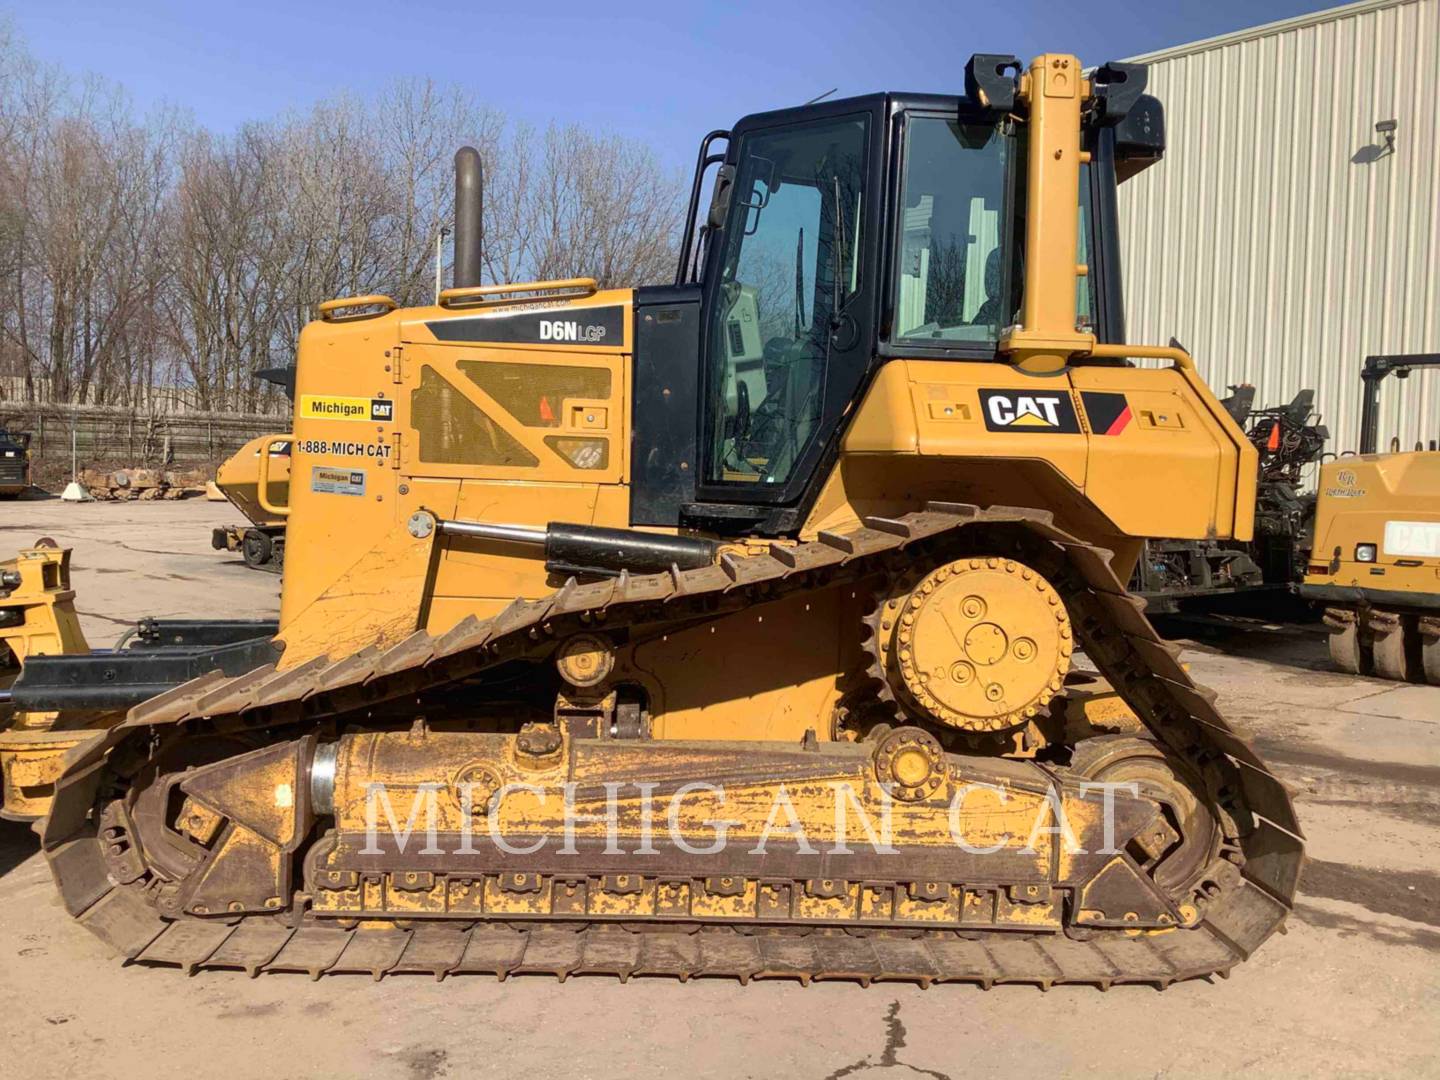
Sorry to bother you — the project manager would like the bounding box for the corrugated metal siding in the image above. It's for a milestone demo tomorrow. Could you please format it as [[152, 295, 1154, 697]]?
[[1117, 0, 1440, 457]]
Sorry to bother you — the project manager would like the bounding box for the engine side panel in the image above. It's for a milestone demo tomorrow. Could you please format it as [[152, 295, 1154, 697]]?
[[275, 292, 637, 667], [813, 360, 1255, 547]]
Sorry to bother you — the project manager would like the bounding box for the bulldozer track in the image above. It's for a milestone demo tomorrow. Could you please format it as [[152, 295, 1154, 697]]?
[[41, 502, 1304, 986], [117, 917, 1245, 988]]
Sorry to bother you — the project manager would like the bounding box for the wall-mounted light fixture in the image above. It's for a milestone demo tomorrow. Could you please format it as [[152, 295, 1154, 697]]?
[[1375, 118, 1398, 153], [1352, 119, 1399, 164]]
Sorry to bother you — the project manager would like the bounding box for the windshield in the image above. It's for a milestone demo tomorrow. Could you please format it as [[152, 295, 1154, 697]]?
[[894, 117, 1012, 344], [707, 115, 867, 486]]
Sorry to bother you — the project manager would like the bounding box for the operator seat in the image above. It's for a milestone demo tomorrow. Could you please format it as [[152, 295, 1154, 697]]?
[[972, 247, 1003, 328]]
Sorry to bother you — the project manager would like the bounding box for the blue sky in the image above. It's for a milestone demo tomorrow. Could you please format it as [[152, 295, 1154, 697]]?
[[8, 0, 1337, 168]]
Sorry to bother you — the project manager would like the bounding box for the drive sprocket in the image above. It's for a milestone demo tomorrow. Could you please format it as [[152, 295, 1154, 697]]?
[[862, 556, 1072, 737]]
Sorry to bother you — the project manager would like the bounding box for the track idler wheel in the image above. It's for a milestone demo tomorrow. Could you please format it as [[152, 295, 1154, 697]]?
[[873, 557, 1072, 736], [1067, 735, 1221, 904]]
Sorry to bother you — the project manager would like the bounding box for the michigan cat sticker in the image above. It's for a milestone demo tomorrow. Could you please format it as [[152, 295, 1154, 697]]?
[[310, 466, 366, 496], [979, 390, 1081, 433], [299, 395, 394, 423]]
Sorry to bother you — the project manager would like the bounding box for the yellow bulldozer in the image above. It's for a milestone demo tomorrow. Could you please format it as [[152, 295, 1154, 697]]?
[[1302, 353, 1440, 682], [211, 434, 292, 572], [12, 53, 1301, 987], [0, 544, 92, 819]]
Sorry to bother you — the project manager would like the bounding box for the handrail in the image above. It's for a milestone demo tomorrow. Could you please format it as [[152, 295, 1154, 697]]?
[[1083, 342, 1196, 372], [256, 435, 291, 518], [676, 130, 730, 285], [318, 295, 398, 322], [437, 278, 598, 309]]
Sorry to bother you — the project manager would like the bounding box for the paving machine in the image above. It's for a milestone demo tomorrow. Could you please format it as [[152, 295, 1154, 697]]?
[[14, 54, 1301, 987], [1302, 353, 1440, 681], [212, 434, 292, 572]]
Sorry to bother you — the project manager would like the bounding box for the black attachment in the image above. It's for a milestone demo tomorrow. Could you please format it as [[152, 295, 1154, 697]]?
[[1220, 385, 1256, 426], [1113, 94, 1166, 181], [453, 146, 485, 289], [964, 54, 1021, 112], [129, 618, 280, 649], [12, 620, 281, 711], [630, 285, 703, 526], [544, 523, 718, 578], [1091, 62, 1148, 124], [254, 365, 296, 400], [705, 163, 736, 231], [1359, 353, 1440, 454]]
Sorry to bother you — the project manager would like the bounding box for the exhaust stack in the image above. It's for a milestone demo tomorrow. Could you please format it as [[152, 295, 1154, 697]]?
[[453, 146, 484, 289]]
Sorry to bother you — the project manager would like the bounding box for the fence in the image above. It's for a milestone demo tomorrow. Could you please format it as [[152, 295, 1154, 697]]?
[[0, 402, 288, 480]]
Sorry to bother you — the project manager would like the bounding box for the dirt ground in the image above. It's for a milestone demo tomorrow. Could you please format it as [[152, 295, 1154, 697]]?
[[1, 498, 1437, 1080]]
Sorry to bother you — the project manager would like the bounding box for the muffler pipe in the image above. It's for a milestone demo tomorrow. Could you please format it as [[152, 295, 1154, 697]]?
[[453, 146, 484, 289]]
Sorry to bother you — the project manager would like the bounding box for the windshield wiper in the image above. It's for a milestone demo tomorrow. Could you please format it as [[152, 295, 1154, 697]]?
[[831, 177, 845, 325], [794, 227, 806, 335]]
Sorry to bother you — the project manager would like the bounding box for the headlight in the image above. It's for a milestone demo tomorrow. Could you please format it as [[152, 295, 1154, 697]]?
[[1355, 543, 1377, 563]]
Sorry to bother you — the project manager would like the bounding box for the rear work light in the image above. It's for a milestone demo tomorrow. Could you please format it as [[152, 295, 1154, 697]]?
[[1355, 543, 1378, 563]]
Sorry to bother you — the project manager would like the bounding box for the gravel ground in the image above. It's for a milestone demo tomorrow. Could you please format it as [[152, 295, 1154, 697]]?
[[1, 498, 1437, 1080]]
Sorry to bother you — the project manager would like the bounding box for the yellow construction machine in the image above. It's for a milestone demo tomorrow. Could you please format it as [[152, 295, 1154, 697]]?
[[1302, 354, 1440, 682], [1, 544, 282, 819], [0, 544, 94, 819], [17, 54, 1301, 986], [211, 434, 292, 572]]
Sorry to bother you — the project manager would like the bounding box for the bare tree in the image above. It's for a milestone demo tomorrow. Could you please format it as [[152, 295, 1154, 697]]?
[[506, 124, 681, 289], [0, 22, 687, 415]]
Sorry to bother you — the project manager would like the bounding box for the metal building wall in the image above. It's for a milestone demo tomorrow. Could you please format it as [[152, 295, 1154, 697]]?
[[1117, 0, 1440, 457]]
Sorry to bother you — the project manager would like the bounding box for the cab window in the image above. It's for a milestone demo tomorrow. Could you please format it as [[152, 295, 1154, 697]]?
[[1076, 160, 1096, 332], [894, 117, 1012, 344]]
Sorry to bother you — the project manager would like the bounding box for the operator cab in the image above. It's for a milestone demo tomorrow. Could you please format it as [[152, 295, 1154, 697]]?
[[631, 56, 1165, 533]]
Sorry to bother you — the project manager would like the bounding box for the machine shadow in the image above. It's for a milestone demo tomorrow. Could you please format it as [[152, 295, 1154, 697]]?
[[0, 817, 40, 877], [1152, 613, 1333, 674]]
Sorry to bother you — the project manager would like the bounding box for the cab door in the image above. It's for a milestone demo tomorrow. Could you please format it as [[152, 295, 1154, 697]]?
[[693, 105, 882, 521]]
